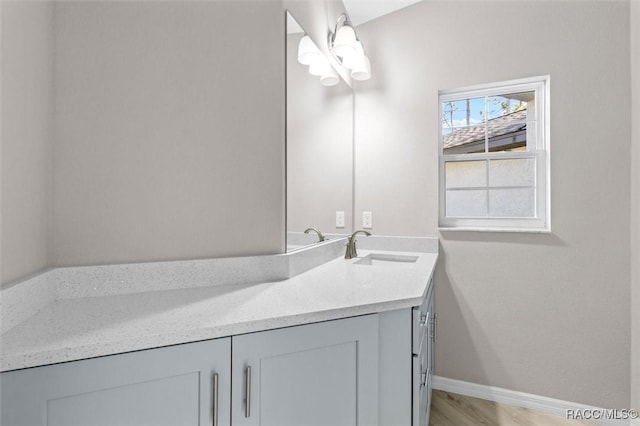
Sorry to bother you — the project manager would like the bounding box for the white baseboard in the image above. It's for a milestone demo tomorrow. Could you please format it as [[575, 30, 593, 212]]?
[[433, 376, 632, 426]]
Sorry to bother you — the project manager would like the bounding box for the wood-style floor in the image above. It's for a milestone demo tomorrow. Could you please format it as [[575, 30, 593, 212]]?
[[429, 390, 594, 426]]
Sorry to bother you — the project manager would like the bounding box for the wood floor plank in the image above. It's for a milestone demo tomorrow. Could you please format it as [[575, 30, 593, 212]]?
[[429, 390, 595, 426]]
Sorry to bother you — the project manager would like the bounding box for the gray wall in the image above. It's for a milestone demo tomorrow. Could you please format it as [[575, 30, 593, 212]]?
[[355, 1, 631, 408], [286, 31, 353, 235], [0, 1, 54, 284], [631, 0, 640, 412], [53, 1, 285, 267]]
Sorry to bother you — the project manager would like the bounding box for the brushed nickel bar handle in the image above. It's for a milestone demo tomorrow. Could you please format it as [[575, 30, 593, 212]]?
[[433, 313, 438, 342], [212, 372, 219, 426], [245, 366, 252, 418]]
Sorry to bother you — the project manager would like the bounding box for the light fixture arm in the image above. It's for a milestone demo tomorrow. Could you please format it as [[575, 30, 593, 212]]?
[[328, 13, 362, 63], [332, 13, 350, 39], [327, 12, 372, 80]]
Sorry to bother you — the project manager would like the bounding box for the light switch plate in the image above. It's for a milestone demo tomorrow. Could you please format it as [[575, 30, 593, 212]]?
[[336, 211, 345, 228], [362, 211, 372, 229]]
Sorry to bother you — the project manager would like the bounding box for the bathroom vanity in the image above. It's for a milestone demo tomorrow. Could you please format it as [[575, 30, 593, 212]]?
[[0, 241, 437, 426], [3, 315, 384, 426]]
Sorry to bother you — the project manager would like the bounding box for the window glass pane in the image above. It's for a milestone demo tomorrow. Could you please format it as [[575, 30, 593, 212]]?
[[486, 92, 532, 152], [489, 188, 535, 217], [446, 189, 488, 217], [442, 98, 485, 129], [486, 92, 533, 120], [488, 158, 535, 187], [442, 97, 485, 153], [525, 98, 537, 122], [526, 123, 539, 150], [443, 127, 486, 154], [445, 160, 487, 188]]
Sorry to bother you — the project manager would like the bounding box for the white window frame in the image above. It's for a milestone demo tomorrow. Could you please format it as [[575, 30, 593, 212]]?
[[438, 75, 551, 232]]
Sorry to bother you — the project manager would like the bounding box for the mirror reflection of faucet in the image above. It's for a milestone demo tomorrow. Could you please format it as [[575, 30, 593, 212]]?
[[304, 227, 326, 243], [345, 230, 371, 259]]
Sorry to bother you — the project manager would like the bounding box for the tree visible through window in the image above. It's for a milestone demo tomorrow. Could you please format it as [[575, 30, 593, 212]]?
[[438, 76, 550, 232]]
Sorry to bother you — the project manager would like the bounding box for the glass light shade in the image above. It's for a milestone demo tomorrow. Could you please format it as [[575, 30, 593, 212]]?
[[351, 55, 371, 81], [332, 24, 357, 58], [308, 56, 332, 76], [298, 35, 321, 65], [320, 68, 340, 87], [341, 41, 364, 70]]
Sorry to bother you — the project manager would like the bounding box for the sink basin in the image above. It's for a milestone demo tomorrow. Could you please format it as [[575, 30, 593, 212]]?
[[354, 253, 419, 266]]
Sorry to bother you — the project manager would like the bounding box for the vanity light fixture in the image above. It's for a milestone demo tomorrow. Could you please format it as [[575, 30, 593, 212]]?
[[341, 40, 364, 70], [320, 68, 340, 86], [297, 33, 340, 86], [328, 13, 371, 81], [332, 19, 357, 58], [350, 55, 371, 81], [297, 35, 320, 65], [308, 55, 332, 76]]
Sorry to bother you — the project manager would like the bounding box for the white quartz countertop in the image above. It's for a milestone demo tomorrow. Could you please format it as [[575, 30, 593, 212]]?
[[1, 250, 437, 372]]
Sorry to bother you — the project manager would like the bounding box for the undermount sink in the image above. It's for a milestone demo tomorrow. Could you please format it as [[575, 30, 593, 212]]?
[[354, 253, 419, 266]]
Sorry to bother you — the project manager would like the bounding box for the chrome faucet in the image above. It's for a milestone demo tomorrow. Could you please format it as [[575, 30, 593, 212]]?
[[345, 230, 371, 259], [304, 227, 326, 242]]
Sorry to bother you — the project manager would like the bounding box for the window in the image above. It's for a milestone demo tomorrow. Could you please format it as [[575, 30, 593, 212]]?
[[438, 76, 550, 232]]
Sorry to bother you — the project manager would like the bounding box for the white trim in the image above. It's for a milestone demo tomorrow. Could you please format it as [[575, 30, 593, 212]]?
[[438, 226, 552, 234], [433, 376, 631, 426], [439, 75, 550, 98], [443, 151, 539, 162]]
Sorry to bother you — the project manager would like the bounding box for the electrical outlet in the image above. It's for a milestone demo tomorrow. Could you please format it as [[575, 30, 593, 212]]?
[[362, 211, 372, 229], [336, 211, 345, 228]]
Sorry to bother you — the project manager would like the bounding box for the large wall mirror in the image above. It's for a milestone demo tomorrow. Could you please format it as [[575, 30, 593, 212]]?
[[286, 11, 354, 252]]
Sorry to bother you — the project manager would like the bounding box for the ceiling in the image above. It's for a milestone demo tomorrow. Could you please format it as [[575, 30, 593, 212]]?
[[342, 0, 423, 26]]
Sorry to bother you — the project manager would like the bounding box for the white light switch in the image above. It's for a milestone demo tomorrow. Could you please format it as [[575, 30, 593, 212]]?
[[362, 211, 372, 229], [336, 211, 345, 228]]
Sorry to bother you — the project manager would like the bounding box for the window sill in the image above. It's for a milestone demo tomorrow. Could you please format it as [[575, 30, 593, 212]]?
[[438, 226, 552, 234]]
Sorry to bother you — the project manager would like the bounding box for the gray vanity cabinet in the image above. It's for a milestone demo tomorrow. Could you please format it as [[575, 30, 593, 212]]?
[[0, 338, 232, 426], [231, 314, 380, 426], [1, 306, 431, 426]]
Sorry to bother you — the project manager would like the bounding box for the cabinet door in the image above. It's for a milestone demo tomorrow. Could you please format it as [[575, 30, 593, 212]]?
[[1, 338, 231, 426], [232, 315, 379, 426], [378, 309, 412, 426]]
